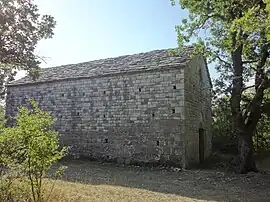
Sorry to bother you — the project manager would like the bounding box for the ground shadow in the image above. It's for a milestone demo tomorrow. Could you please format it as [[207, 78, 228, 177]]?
[[50, 159, 270, 201]]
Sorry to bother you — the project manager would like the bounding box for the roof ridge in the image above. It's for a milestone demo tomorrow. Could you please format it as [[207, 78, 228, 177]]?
[[8, 46, 194, 86], [39, 47, 177, 71]]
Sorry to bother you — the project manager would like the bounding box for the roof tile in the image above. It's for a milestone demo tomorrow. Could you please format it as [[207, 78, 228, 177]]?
[[8, 47, 194, 86]]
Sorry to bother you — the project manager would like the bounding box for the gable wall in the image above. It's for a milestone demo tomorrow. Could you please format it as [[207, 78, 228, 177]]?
[[6, 67, 187, 166], [184, 55, 212, 166]]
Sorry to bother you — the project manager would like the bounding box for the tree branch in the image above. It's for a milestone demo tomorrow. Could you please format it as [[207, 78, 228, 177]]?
[[214, 51, 232, 67], [241, 85, 255, 93], [244, 43, 270, 130], [242, 59, 259, 64]]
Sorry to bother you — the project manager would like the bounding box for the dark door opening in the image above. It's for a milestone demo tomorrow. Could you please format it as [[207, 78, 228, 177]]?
[[199, 128, 205, 164]]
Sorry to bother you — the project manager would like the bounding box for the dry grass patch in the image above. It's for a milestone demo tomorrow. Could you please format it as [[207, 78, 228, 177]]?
[[46, 180, 207, 202], [53, 160, 270, 202], [5, 159, 270, 201], [4, 178, 206, 202]]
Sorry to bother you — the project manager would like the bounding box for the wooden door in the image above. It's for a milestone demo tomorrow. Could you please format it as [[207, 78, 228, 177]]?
[[199, 128, 205, 164]]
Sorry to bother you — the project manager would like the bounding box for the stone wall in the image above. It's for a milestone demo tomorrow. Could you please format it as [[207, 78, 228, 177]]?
[[6, 67, 187, 166], [183, 55, 212, 166]]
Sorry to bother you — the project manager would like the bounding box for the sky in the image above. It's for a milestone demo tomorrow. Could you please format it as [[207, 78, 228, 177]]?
[[18, 0, 217, 79]]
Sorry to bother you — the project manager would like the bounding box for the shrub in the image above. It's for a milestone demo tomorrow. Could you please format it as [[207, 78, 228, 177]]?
[[0, 99, 67, 202]]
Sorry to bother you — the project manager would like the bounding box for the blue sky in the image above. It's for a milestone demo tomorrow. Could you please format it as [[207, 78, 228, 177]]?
[[22, 0, 216, 79]]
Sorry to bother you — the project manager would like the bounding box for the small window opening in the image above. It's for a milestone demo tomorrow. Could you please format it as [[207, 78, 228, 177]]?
[[103, 114, 106, 118], [61, 93, 64, 97], [152, 113, 155, 117], [83, 92, 85, 96], [156, 140, 160, 146], [103, 91, 106, 95], [104, 139, 108, 143], [60, 115, 63, 118], [173, 85, 176, 89], [199, 69, 203, 81], [77, 112, 80, 116], [172, 108, 175, 114], [139, 88, 141, 92]]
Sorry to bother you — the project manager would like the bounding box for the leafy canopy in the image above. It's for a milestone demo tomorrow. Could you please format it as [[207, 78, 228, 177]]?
[[0, 0, 56, 97], [171, 0, 270, 91]]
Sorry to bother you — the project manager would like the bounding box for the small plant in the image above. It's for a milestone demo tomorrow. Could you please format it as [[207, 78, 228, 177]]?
[[0, 98, 67, 202], [0, 174, 13, 202]]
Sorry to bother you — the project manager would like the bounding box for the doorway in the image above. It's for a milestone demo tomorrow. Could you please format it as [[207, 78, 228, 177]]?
[[199, 128, 205, 164]]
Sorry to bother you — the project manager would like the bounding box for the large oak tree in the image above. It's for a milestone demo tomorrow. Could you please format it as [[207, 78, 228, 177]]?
[[0, 0, 56, 98], [171, 0, 270, 173]]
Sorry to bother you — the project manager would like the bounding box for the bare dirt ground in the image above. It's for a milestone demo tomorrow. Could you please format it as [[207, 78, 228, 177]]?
[[53, 160, 270, 202]]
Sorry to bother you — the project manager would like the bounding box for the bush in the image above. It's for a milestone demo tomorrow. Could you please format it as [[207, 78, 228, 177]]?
[[0, 99, 67, 202]]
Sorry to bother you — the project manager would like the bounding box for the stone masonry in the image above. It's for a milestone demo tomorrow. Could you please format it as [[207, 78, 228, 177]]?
[[5, 47, 212, 168]]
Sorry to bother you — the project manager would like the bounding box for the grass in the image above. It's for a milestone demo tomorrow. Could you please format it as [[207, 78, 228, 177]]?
[[46, 180, 207, 202], [5, 178, 208, 202], [50, 159, 270, 202], [3, 159, 270, 201]]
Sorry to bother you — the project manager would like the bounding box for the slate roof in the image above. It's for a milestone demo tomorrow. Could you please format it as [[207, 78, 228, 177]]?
[[8, 47, 195, 86]]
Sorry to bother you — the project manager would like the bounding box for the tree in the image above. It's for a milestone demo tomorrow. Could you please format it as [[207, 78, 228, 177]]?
[[0, 0, 56, 98], [243, 89, 270, 155], [212, 90, 270, 155], [212, 95, 238, 154], [171, 0, 270, 173], [0, 99, 67, 202]]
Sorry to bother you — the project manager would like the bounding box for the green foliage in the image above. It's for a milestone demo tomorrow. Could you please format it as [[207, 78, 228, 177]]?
[[212, 96, 238, 154], [212, 92, 270, 155], [255, 114, 270, 154], [0, 104, 5, 128], [0, 99, 67, 202], [0, 174, 13, 202], [254, 89, 270, 154], [0, 0, 56, 98], [170, 0, 270, 107], [170, 0, 269, 77], [170, 0, 270, 100], [240, 89, 270, 153], [0, 170, 30, 202]]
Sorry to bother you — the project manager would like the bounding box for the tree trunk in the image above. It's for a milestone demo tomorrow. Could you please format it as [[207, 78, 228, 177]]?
[[239, 132, 258, 174]]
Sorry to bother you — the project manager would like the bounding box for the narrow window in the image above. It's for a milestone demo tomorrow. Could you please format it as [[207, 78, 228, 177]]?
[[103, 91, 106, 95], [173, 85, 176, 89], [156, 140, 160, 146], [152, 113, 155, 117], [139, 88, 141, 92], [199, 69, 203, 81], [83, 92, 85, 96], [77, 112, 80, 116], [104, 139, 108, 143], [103, 114, 106, 118], [61, 93, 64, 97], [172, 108, 175, 114]]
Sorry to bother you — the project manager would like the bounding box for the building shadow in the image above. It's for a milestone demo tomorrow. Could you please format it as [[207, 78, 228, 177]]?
[[50, 159, 270, 202]]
